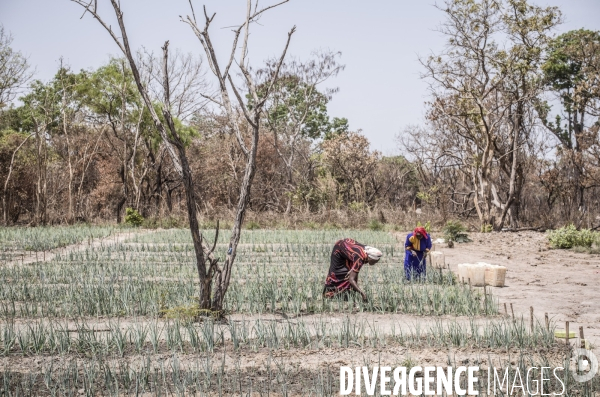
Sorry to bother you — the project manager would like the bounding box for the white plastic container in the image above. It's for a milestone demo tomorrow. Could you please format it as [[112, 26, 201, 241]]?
[[456, 263, 507, 287], [457, 263, 469, 283], [466, 263, 487, 286], [430, 251, 445, 269], [484, 265, 507, 287]]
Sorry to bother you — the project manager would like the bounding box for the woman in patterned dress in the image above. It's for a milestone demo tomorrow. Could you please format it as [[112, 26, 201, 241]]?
[[323, 238, 382, 301]]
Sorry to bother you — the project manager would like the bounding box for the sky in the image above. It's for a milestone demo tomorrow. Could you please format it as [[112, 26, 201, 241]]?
[[1, 0, 599, 154]]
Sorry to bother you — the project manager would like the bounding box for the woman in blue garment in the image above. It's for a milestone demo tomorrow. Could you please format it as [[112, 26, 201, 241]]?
[[404, 226, 432, 280]]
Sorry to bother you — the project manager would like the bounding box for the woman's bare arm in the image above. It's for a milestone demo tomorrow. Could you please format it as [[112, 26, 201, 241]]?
[[347, 270, 367, 301]]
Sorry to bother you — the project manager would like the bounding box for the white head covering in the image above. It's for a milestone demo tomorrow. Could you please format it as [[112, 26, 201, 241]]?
[[364, 246, 382, 261]]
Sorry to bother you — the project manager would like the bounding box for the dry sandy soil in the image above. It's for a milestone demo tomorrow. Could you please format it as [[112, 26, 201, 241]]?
[[437, 231, 600, 346]]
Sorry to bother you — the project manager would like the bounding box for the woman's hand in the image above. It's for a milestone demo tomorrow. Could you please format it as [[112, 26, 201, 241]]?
[[411, 250, 417, 257], [361, 292, 368, 302]]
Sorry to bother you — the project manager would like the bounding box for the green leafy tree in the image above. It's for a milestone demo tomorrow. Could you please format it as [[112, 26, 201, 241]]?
[[259, 50, 345, 212], [538, 29, 600, 211], [77, 59, 185, 222], [324, 117, 349, 140]]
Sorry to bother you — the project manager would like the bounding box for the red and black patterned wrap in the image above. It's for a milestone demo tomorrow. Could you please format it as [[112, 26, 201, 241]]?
[[323, 238, 368, 298]]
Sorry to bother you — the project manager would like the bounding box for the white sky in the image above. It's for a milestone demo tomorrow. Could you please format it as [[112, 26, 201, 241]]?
[[1, 0, 599, 153]]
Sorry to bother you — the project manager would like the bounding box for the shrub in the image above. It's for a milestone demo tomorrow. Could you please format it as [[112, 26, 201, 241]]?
[[124, 208, 144, 227], [348, 201, 366, 212], [246, 220, 261, 230], [416, 220, 431, 233], [160, 303, 201, 321], [481, 223, 493, 233], [304, 221, 319, 230], [442, 220, 470, 243], [547, 224, 595, 249], [141, 217, 158, 229], [368, 219, 384, 231]]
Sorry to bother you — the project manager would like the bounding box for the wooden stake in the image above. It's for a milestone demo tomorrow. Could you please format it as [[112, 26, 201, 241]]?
[[504, 303, 508, 316], [468, 278, 472, 292], [566, 321, 570, 346], [510, 303, 515, 321], [483, 286, 487, 314], [545, 313, 549, 332], [579, 326, 585, 349], [530, 306, 534, 333]]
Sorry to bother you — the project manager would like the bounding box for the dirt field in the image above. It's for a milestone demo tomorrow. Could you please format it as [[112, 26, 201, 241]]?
[[1, 228, 598, 395], [439, 231, 600, 346]]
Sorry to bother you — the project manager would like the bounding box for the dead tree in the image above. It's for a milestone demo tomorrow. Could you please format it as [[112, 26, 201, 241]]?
[[71, 0, 294, 312], [71, 0, 216, 311], [419, 0, 559, 230], [0, 24, 33, 108], [181, 0, 295, 309]]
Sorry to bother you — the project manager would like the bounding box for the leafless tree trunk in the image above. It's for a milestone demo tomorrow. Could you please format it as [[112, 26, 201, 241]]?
[[0, 25, 33, 107], [57, 61, 76, 223], [32, 110, 52, 226], [75, 125, 104, 219], [72, 0, 214, 308], [182, 0, 295, 310]]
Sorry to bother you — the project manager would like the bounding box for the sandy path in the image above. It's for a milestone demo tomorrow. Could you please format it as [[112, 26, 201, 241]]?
[[436, 231, 600, 347], [0, 345, 566, 375], [3, 312, 499, 338], [2, 229, 158, 268]]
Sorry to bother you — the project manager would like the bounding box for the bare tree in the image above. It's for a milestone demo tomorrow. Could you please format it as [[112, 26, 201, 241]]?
[[0, 24, 33, 108], [140, 48, 206, 122], [71, 0, 294, 312], [181, 0, 295, 309], [417, 0, 559, 230], [55, 60, 83, 224]]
